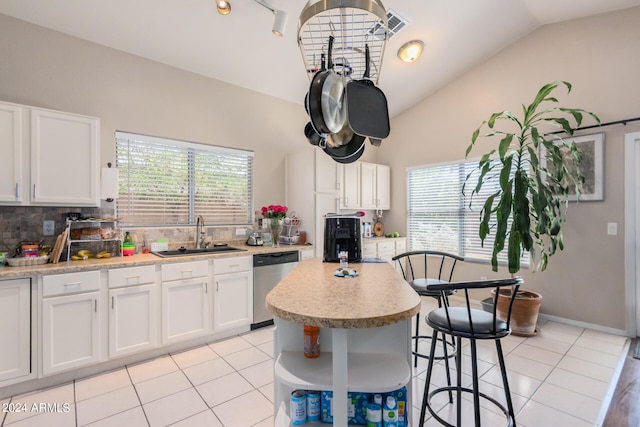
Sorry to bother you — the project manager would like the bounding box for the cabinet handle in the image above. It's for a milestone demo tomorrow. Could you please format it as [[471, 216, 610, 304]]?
[[337, 182, 340, 190], [181, 269, 193, 273], [15, 183, 19, 199], [126, 275, 140, 280], [64, 282, 82, 287], [33, 184, 37, 198], [205, 283, 208, 293], [94, 299, 97, 313], [228, 264, 239, 268], [111, 296, 115, 309], [216, 281, 219, 291]]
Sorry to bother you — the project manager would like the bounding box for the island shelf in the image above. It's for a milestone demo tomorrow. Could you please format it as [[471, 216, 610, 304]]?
[[266, 258, 420, 427]]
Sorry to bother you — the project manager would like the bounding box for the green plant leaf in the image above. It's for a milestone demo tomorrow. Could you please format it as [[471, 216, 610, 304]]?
[[498, 134, 513, 160]]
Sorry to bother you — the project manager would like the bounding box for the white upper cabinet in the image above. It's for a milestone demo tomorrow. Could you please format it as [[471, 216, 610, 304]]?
[[339, 162, 361, 210], [315, 151, 341, 194], [361, 162, 390, 210], [31, 108, 100, 206], [0, 100, 100, 207], [0, 102, 25, 204]]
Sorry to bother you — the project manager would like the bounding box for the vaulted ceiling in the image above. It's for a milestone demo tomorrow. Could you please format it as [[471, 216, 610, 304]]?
[[2, 0, 639, 117]]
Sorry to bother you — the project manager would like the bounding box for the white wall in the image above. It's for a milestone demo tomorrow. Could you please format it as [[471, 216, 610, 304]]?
[[0, 13, 376, 218], [374, 7, 640, 331]]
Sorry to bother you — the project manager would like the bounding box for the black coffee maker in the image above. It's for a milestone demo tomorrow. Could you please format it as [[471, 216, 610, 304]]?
[[323, 217, 362, 262]]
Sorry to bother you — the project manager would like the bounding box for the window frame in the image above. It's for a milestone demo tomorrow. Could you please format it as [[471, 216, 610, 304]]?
[[406, 158, 530, 268], [115, 131, 254, 227]]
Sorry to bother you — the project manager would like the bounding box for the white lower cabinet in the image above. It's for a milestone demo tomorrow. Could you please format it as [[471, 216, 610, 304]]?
[[161, 261, 210, 345], [0, 278, 31, 383], [108, 265, 158, 358], [41, 271, 101, 375], [213, 256, 253, 332]]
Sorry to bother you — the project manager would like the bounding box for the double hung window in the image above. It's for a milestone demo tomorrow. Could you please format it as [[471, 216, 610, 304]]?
[[407, 159, 529, 267], [115, 131, 253, 226]]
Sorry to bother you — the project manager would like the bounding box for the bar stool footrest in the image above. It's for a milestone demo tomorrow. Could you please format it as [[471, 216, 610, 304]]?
[[425, 386, 514, 427], [412, 335, 456, 360]]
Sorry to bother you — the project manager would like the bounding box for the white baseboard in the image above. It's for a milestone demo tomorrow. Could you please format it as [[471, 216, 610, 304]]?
[[537, 312, 628, 337]]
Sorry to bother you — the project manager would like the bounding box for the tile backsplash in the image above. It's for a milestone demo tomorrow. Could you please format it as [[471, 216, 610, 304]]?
[[0, 206, 253, 257]]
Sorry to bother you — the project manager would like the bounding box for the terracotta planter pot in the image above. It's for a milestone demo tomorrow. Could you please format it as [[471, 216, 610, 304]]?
[[492, 288, 543, 337]]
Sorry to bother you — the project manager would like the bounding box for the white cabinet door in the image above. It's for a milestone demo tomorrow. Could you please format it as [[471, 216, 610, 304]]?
[[340, 163, 361, 209], [161, 278, 210, 345], [376, 164, 391, 210], [0, 103, 25, 204], [30, 108, 99, 206], [360, 162, 377, 209], [109, 284, 158, 358], [213, 270, 252, 332], [42, 291, 100, 375], [0, 279, 31, 382], [315, 151, 340, 193], [360, 163, 390, 210]]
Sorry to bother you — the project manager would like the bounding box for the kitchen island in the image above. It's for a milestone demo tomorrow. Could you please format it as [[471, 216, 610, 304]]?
[[266, 258, 421, 427]]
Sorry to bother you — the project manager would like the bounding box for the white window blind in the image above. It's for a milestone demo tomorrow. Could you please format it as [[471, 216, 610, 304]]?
[[115, 131, 253, 226], [407, 159, 529, 267]]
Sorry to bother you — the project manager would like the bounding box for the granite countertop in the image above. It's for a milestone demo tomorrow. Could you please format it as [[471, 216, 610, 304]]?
[[0, 242, 313, 279], [265, 258, 420, 329]]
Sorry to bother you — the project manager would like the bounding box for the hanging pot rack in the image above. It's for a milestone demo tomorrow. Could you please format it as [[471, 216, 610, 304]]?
[[298, 0, 389, 84]]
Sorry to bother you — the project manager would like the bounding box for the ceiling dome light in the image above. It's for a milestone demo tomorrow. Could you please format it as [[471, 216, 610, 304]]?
[[217, 1, 231, 15], [397, 40, 424, 63]]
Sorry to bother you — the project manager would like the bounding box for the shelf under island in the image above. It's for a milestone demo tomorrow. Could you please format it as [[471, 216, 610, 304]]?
[[266, 258, 421, 427]]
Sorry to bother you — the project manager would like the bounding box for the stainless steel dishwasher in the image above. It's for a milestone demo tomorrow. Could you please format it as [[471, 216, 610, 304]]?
[[252, 250, 299, 329]]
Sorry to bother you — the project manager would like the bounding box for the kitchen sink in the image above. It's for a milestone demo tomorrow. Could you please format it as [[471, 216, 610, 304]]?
[[152, 245, 247, 257]]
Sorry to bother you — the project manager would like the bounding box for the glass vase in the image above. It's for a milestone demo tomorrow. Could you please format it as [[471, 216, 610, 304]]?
[[269, 218, 283, 247]]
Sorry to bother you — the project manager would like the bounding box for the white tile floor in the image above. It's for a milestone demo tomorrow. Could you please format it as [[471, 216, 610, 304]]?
[[0, 297, 629, 427]]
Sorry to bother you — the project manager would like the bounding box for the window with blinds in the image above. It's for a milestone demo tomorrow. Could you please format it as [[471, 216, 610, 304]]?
[[407, 159, 529, 267], [115, 131, 253, 226]]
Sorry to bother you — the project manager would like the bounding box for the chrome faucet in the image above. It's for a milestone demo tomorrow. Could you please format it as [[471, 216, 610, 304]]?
[[196, 215, 206, 249]]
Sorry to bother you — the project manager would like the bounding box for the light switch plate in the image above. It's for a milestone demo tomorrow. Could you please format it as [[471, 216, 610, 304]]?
[[43, 220, 55, 236], [607, 222, 618, 235]]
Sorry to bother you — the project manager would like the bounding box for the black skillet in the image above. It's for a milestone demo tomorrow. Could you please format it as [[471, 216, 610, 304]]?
[[346, 44, 390, 139]]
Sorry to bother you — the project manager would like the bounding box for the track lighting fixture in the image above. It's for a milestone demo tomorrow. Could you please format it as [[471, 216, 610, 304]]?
[[253, 0, 288, 37]]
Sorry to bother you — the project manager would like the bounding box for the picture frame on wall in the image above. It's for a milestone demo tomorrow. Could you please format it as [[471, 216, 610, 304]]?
[[541, 132, 605, 202]]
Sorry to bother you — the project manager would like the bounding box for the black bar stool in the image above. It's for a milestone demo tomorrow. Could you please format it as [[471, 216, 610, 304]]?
[[392, 251, 463, 367], [419, 277, 523, 427]]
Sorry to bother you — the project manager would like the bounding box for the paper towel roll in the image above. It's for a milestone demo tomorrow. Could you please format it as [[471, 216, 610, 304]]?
[[101, 167, 119, 201]]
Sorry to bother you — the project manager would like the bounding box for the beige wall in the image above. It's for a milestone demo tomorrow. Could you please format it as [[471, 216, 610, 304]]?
[[0, 14, 376, 216], [375, 7, 640, 331], [2, 9, 639, 331]]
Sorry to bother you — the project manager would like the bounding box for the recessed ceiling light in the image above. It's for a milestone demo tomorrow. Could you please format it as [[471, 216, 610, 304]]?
[[217, 1, 231, 15], [397, 40, 424, 63]]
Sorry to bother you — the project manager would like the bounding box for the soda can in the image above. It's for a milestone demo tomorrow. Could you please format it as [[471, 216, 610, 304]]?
[[290, 390, 307, 425], [307, 390, 321, 421]]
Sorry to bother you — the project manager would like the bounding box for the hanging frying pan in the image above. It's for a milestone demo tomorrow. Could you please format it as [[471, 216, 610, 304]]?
[[346, 44, 390, 139], [306, 36, 347, 136], [323, 132, 366, 163]]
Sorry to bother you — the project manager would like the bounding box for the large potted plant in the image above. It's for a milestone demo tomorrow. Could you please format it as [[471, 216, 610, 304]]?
[[465, 80, 599, 335]]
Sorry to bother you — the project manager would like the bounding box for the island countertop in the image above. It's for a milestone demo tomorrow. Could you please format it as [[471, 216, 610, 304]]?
[[266, 258, 421, 329]]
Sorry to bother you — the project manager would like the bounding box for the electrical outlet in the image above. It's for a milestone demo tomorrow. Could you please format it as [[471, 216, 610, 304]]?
[[235, 228, 246, 236], [480, 276, 488, 281], [607, 222, 618, 236], [43, 220, 55, 236]]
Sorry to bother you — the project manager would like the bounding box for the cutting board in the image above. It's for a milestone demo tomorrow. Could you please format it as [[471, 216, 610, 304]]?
[[50, 228, 68, 264]]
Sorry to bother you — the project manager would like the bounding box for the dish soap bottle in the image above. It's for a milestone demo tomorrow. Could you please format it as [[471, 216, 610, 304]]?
[[122, 231, 135, 256]]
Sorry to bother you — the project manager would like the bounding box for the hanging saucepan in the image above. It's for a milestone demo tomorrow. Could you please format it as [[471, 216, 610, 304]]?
[[346, 44, 390, 139], [323, 133, 366, 164], [306, 36, 347, 136], [304, 121, 324, 146]]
